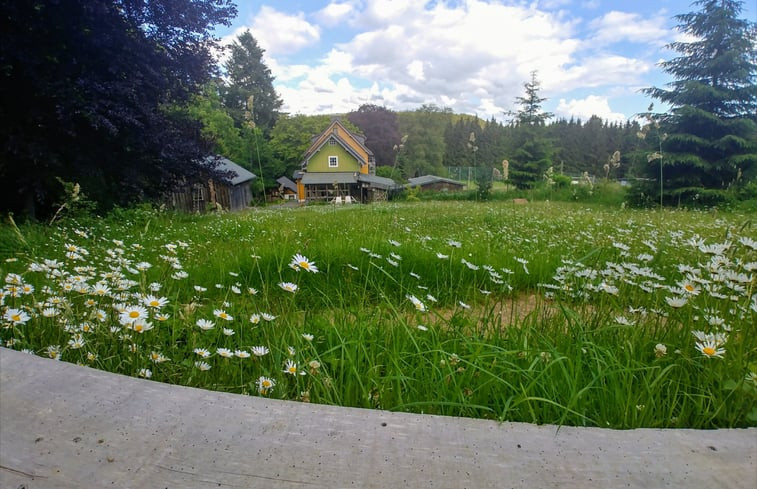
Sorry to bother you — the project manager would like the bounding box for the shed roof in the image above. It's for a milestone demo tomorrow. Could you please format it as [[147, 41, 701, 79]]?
[[358, 174, 401, 191], [205, 156, 256, 186], [276, 176, 298, 192], [407, 175, 464, 188]]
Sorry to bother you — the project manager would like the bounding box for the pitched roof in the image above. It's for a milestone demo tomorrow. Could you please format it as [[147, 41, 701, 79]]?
[[407, 175, 464, 188], [205, 156, 256, 185], [302, 119, 373, 169]]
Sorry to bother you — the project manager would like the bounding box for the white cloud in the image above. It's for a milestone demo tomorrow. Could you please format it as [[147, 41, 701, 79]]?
[[358, 0, 422, 27], [330, 0, 583, 113], [589, 11, 668, 44], [555, 95, 627, 122], [229, 0, 672, 120], [251, 6, 320, 55], [407, 60, 425, 82], [555, 55, 652, 91], [315, 2, 357, 26]]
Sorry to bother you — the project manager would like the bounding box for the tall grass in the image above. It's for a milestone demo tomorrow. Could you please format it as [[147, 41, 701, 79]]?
[[1, 201, 755, 428]]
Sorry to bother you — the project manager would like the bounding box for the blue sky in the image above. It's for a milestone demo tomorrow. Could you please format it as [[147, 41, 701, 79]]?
[[214, 0, 755, 122]]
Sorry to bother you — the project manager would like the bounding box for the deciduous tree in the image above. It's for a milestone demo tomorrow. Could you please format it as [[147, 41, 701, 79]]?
[[347, 104, 401, 167], [0, 0, 236, 217]]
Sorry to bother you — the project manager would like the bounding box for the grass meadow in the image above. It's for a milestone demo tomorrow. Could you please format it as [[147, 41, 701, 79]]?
[[1, 201, 755, 429]]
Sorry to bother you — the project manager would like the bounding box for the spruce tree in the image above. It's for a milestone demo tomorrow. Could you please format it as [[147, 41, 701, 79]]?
[[636, 0, 757, 206], [222, 30, 282, 133], [508, 71, 554, 189]]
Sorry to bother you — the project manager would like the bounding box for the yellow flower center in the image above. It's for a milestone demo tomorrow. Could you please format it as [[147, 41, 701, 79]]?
[[288, 367, 296, 374], [703, 346, 716, 356], [150, 301, 159, 307], [134, 325, 143, 332], [129, 311, 140, 318], [685, 284, 695, 292], [11, 314, 20, 322], [299, 261, 309, 269]]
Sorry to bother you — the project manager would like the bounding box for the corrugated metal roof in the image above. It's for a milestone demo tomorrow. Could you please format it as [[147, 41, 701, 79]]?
[[300, 172, 358, 185], [358, 174, 401, 190]]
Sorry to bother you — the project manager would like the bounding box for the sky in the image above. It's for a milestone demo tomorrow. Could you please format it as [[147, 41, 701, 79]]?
[[213, 0, 756, 123]]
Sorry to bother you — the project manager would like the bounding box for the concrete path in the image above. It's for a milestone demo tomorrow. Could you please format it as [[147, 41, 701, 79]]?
[[1, 347, 755, 489]]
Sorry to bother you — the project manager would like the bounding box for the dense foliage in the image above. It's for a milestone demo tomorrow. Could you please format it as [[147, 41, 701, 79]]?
[[0, 0, 236, 218], [347, 104, 402, 167]]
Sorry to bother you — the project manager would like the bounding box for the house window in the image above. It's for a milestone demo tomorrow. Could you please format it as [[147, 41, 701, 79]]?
[[328, 156, 338, 167], [328, 138, 337, 146]]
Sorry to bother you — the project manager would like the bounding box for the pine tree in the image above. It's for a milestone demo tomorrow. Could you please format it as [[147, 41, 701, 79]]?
[[635, 0, 757, 206], [513, 71, 554, 125]]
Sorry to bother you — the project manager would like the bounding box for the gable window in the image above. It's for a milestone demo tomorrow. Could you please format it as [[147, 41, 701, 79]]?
[[328, 138, 337, 146], [328, 156, 338, 167]]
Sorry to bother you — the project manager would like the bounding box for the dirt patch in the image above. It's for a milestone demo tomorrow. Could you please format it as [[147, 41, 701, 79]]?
[[427, 293, 559, 335]]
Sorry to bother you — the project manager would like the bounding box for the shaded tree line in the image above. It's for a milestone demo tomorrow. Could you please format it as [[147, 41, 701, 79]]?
[[2, 0, 752, 218]]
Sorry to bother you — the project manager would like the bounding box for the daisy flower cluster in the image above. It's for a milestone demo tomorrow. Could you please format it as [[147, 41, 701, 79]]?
[[1, 236, 322, 398], [539, 228, 754, 362]]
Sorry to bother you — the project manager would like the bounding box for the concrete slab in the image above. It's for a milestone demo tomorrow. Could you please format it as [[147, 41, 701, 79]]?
[[1, 347, 755, 489]]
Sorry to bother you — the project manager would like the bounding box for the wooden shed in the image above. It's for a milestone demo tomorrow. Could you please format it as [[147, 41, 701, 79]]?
[[168, 156, 256, 212]]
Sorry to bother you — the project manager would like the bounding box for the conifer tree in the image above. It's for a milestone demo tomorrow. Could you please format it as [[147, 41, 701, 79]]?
[[508, 71, 554, 189], [222, 30, 282, 133], [635, 0, 757, 206]]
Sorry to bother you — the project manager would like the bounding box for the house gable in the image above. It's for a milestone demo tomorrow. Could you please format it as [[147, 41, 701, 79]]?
[[302, 119, 372, 174], [306, 139, 362, 173]]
